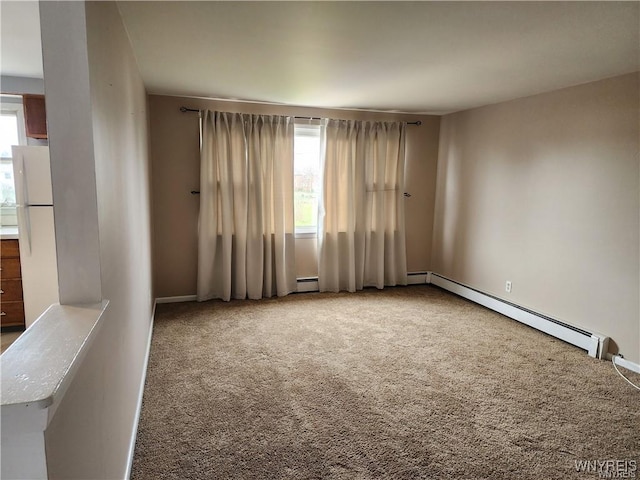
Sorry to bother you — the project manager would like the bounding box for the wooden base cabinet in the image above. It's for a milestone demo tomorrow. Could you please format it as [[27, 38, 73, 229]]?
[[1, 240, 25, 328]]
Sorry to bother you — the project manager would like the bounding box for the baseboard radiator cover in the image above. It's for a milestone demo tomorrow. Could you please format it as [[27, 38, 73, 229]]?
[[407, 272, 432, 285], [297, 273, 432, 292], [429, 273, 609, 359], [296, 277, 319, 293]]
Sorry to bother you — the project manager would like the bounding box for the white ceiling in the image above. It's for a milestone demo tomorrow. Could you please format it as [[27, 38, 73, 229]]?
[[1, 1, 42, 78], [2, 2, 638, 114], [116, 1, 639, 114]]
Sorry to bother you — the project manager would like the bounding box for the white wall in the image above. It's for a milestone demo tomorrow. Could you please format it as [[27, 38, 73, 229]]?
[[1, 75, 45, 95], [432, 73, 640, 363], [40, 2, 153, 478], [39, 0, 102, 305]]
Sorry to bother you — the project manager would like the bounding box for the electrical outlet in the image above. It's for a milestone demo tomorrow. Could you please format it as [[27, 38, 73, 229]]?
[[505, 281, 512, 293]]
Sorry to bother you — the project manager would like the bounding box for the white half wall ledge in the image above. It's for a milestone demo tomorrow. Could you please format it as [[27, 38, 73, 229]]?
[[1, 300, 109, 480]]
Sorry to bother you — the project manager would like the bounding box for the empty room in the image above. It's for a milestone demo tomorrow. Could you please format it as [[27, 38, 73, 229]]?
[[0, 2, 638, 479]]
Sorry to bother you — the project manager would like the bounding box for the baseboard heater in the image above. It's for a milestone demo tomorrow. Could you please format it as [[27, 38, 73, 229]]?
[[429, 273, 609, 359], [296, 277, 319, 293], [297, 274, 427, 292]]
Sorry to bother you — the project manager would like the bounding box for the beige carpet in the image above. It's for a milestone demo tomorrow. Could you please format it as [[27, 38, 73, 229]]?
[[132, 285, 639, 479]]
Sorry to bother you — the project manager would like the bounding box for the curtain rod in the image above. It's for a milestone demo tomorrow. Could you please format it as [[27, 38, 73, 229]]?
[[180, 107, 421, 125]]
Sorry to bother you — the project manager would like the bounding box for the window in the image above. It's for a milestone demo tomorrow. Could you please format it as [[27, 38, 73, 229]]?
[[294, 122, 322, 236], [1, 98, 27, 227]]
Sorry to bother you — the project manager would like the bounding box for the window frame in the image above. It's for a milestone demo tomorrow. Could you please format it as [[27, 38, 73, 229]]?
[[1, 96, 28, 226], [293, 121, 322, 238], [1, 97, 28, 155]]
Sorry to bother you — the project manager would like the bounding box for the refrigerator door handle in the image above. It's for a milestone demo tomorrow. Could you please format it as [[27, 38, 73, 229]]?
[[14, 152, 32, 255], [16, 205, 32, 256], [21, 153, 30, 206], [13, 150, 25, 203]]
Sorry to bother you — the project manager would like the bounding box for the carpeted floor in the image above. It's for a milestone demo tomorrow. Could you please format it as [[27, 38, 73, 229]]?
[[131, 285, 639, 480]]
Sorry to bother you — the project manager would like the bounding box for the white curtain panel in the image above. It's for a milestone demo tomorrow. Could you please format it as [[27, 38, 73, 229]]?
[[197, 111, 297, 301], [318, 119, 408, 293]]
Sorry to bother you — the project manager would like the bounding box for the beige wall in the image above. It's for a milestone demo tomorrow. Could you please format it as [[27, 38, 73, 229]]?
[[432, 73, 640, 363], [43, 2, 154, 478], [150, 95, 440, 297]]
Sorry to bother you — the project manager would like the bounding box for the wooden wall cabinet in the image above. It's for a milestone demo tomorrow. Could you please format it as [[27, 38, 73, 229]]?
[[1, 239, 25, 328], [23, 94, 48, 139]]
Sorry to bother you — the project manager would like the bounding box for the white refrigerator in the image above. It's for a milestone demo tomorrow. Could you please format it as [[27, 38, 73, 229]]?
[[11, 146, 59, 328]]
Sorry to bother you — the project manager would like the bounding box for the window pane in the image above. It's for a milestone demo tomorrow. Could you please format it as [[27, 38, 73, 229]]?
[[1, 162, 16, 206], [0, 113, 19, 158], [294, 125, 321, 233], [0, 111, 19, 226]]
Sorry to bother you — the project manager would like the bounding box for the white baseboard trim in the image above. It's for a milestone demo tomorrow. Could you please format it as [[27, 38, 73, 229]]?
[[156, 295, 197, 304], [407, 272, 430, 285], [429, 273, 609, 359], [124, 300, 156, 480], [606, 354, 640, 374]]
